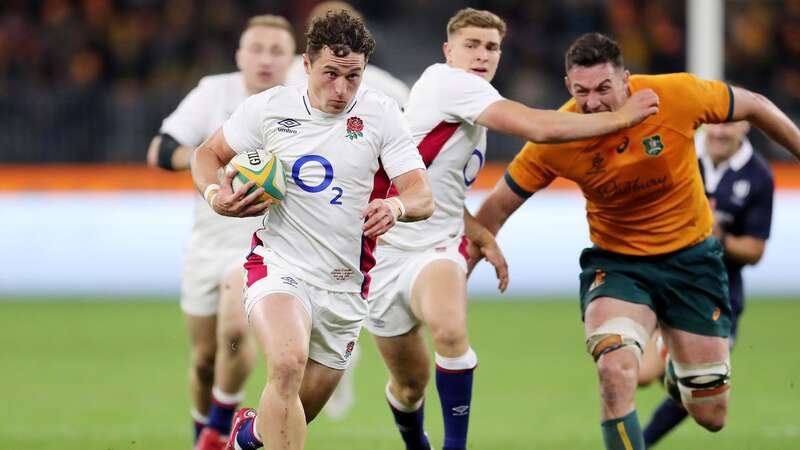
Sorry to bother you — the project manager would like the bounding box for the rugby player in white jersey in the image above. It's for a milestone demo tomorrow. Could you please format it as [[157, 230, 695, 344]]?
[[145, 15, 295, 450], [365, 8, 660, 450], [190, 11, 433, 450], [285, 1, 413, 421]]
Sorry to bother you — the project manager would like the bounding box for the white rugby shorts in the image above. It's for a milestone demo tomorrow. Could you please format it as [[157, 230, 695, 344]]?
[[180, 244, 246, 317], [244, 245, 365, 370], [366, 236, 468, 337]]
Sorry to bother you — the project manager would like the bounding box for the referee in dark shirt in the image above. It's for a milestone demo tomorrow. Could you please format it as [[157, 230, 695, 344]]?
[[643, 120, 774, 447]]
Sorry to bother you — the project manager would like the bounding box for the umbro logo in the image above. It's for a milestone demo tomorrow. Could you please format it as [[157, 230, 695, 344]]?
[[281, 276, 298, 287], [277, 118, 301, 134], [452, 405, 470, 416]]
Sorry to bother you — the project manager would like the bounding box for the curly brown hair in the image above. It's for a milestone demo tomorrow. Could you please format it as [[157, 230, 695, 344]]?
[[305, 10, 375, 63]]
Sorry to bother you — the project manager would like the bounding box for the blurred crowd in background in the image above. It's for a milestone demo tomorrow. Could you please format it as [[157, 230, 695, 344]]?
[[1, 0, 799, 162]]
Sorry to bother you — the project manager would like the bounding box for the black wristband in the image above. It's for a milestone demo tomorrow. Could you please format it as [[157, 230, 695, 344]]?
[[157, 133, 181, 170]]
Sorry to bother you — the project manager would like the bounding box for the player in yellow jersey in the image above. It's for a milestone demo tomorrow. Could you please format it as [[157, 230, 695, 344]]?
[[472, 33, 800, 450]]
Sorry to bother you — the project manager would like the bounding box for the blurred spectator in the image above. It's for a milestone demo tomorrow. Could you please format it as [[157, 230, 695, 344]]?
[[0, 0, 796, 162]]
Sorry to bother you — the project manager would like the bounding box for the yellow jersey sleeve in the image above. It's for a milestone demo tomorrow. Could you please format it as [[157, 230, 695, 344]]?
[[505, 141, 557, 198], [659, 73, 733, 130]]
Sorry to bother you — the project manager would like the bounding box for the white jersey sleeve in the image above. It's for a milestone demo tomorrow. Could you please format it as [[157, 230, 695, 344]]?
[[438, 66, 503, 125], [160, 77, 218, 147], [380, 64, 503, 251], [222, 89, 273, 153], [379, 102, 424, 179]]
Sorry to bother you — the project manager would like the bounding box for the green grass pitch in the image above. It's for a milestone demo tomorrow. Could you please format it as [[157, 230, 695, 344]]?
[[1, 298, 798, 450]]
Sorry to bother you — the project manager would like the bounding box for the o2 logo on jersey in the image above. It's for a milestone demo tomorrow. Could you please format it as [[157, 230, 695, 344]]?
[[462, 149, 485, 187], [291, 155, 344, 205]]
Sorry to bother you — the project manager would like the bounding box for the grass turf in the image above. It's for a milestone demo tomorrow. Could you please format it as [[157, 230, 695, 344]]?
[[1, 299, 798, 449]]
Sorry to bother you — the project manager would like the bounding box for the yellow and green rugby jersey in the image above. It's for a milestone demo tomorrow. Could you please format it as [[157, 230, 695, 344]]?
[[506, 73, 733, 256]]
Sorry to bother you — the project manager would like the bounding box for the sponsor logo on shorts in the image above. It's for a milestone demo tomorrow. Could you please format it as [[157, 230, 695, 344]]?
[[344, 341, 355, 359], [370, 318, 385, 328], [589, 269, 606, 291], [331, 268, 354, 281], [281, 276, 298, 287], [435, 246, 447, 253], [277, 118, 301, 134], [711, 307, 721, 321], [452, 405, 470, 416]]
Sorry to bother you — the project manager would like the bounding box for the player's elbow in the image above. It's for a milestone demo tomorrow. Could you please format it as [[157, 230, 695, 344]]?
[[146, 136, 162, 168]]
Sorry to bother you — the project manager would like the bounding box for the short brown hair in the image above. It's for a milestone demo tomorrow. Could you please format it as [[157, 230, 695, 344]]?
[[243, 14, 293, 35], [447, 8, 507, 39], [305, 10, 375, 63], [565, 33, 624, 72]]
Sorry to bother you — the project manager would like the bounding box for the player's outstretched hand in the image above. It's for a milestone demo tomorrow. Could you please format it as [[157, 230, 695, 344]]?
[[618, 88, 660, 127], [210, 168, 274, 217], [362, 198, 401, 238], [466, 232, 509, 293]]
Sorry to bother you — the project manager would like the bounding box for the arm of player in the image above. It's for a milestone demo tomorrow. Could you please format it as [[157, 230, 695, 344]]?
[[146, 134, 193, 171], [361, 168, 434, 238], [710, 197, 768, 265], [190, 127, 272, 218], [464, 207, 509, 292], [721, 235, 766, 266], [731, 86, 800, 160], [474, 177, 528, 237], [475, 90, 659, 143]]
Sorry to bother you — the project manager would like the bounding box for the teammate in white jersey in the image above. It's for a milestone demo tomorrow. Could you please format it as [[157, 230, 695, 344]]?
[[286, 2, 413, 421], [366, 8, 660, 450], [145, 16, 295, 450], [190, 11, 434, 450]]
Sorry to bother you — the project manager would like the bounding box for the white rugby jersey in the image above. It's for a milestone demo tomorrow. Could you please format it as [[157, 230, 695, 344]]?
[[222, 84, 424, 296], [286, 55, 410, 107], [380, 63, 504, 250], [160, 72, 264, 254]]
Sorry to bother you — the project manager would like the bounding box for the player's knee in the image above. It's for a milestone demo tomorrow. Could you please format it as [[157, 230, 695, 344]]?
[[395, 375, 429, 405], [429, 323, 468, 353], [691, 403, 727, 432], [586, 317, 648, 398], [596, 352, 638, 405], [671, 358, 731, 432], [191, 347, 216, 385], [268, 353, 307, 395], [219, 321, 249, 356]]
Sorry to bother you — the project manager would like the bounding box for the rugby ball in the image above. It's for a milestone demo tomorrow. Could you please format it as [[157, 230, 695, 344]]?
[[226, 149, 287, 202]]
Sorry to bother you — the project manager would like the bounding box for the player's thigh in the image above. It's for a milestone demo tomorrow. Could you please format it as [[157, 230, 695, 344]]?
[[249, 292, 312, 368], [217, 266, 248, 343], [306, 288, 366, 372], [373, 325, 431, 386], [657, 237, 732, 338], [365, 245, 420, 338], [584, 297, 657, 337], [411, 258, 467, 328], [180, 253, 223, 318], [579, 246, 658, 343], [184, 313, 218, 362], [299, 359, 344, 422], [638, 330, 667, 386]]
